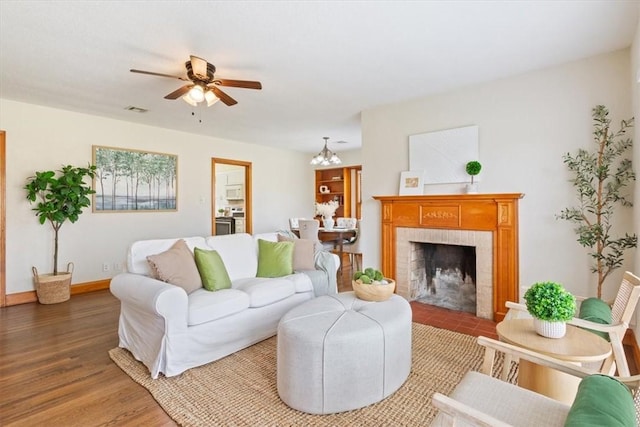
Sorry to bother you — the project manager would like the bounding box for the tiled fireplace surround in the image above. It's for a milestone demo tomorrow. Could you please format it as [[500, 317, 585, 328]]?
[[374, 193, 523, 321], [397, 228, 493, 319]]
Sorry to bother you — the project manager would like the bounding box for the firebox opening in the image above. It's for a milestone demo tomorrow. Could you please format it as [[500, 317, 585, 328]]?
[[415, 243, 477, 314]]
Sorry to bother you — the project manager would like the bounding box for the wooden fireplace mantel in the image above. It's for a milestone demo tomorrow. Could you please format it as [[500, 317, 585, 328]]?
[[373, 193, 524, 321]]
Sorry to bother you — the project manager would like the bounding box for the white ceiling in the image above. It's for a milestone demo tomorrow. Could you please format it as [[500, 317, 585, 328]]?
[[0, 1, 637, 154]]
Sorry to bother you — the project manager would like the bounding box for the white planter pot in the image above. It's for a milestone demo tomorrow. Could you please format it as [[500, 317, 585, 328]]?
[[465, 183, 478, 194], [533, 318, 566, 339]]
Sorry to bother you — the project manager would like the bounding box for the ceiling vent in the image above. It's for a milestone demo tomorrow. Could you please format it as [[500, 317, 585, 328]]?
[[124, 105, 148, 113]]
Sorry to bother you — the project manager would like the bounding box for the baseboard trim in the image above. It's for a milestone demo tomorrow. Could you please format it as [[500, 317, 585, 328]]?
[[5, 279, 111, 306]]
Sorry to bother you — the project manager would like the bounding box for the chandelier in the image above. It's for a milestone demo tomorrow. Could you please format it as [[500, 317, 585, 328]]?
[[310, 137, 342, 166]]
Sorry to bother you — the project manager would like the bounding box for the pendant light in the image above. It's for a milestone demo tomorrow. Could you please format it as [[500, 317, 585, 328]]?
[[310, 137, 342, 166]]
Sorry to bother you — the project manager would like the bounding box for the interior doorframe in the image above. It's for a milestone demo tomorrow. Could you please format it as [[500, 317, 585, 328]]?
[[211, 157, 252, 235], [0, 131, 6, 307]]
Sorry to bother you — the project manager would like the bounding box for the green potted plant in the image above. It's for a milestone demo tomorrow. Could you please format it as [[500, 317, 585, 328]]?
[[465, 160, 482, 193], [523, 281, 576, 338], [352, 267, 396, 301], [557, 105, 636, 298], [25, 164, 97, 304]]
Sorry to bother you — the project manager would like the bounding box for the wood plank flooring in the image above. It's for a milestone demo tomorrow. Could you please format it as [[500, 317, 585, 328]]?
[[2, 261, 630, 425]]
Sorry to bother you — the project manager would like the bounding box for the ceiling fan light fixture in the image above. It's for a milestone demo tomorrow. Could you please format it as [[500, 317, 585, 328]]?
[[182, 93, 198, 106], [188, 84, 205, 103], [204, 89, 219, 107], [310, 137, 341, 166]]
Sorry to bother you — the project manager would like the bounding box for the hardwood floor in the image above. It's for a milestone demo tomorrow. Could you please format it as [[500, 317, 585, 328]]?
[[0, 290, 174, 426], [2, 262, 630, 425]]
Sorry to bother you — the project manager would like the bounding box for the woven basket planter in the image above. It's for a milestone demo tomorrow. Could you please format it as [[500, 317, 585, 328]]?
[[32, 262, 73, 304]]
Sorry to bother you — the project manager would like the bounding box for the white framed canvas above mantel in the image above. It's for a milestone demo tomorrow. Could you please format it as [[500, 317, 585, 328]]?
[[409, 125, 479, 185]]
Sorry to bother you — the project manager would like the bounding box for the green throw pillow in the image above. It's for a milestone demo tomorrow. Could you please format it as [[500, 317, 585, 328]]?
[[578, 297, 612, 341], [194, 248, 232, 291], [256, 239, 294, 278], [564, 374, 636, 427]]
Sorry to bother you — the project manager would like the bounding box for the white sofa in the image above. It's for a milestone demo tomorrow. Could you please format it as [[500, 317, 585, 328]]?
[[110, 232, 339, 378]]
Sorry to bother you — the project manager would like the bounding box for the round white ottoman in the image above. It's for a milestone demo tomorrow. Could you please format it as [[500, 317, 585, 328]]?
[[277, 291, 412, 414]]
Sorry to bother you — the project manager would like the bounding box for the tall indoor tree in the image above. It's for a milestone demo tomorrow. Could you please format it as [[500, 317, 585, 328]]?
[[557, 105, 636, 298]]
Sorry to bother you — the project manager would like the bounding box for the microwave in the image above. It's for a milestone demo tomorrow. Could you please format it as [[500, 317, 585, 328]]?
[[225, 184, 244, 200]]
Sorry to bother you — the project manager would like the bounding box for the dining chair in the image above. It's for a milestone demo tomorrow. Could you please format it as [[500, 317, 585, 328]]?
[[341, 219, 362, 271], [299, 219, 335, 252], [289, 217, 303, 230]]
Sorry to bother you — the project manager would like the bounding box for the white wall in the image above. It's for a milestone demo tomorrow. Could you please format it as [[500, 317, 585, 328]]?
[[1, 99, 315, 294], [631, 12, 640, 337], [361, 49, 634, 302]]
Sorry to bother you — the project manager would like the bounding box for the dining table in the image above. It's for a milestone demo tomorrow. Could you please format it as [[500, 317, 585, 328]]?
[[291, 227, 357, 270]]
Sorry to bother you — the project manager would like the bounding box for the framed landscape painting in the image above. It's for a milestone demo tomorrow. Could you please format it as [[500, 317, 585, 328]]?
[[92, 145, 178, 212]]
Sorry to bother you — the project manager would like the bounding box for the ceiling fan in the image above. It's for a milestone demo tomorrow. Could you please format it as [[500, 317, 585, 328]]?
[[130, 55, 262, 107]]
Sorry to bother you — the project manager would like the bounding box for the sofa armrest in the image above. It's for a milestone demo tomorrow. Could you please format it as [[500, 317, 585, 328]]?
[[110, 273, 188, 330], [314, 250, 338, 294]]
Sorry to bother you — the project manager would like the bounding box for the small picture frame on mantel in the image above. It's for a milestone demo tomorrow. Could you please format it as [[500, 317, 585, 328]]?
[[399, 170, 424, 195]]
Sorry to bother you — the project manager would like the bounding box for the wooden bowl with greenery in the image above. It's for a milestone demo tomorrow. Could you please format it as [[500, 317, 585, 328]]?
[[352, 268, 396, 302]]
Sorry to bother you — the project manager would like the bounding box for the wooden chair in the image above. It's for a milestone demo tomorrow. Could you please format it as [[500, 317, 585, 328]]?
[[432, 335, 640, 426], [505, 271, 640, 377]]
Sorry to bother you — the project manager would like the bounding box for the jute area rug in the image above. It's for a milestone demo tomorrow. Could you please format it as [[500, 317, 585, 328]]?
[[110, 323, 511, 426]]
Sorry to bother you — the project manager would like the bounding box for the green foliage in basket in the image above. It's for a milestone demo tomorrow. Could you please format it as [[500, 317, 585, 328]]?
[[524, 281, 576, 322], [25, 164, 97, 275], [353, 267, 386, 285]]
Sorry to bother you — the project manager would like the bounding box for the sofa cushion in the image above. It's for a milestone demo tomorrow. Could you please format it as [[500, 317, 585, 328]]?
[[284, 273, 314, 293], [277, 234, 316, 271], [564, 374, 635, 427], [128, 236, 208, 276], [256, 239, 294, 278], [194, 248, 232, 291], [233, 278, 296, 307], [205, 234, 258, 281], [188, 288, 251, 325], [146, 239, 202, 294], [578, 297, 612, 341]]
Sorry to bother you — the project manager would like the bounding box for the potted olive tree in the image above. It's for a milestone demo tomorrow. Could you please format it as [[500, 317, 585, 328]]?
[[524, 281, 576, 338], [557, 105, 636, 298], [25, 164, 97, 304]]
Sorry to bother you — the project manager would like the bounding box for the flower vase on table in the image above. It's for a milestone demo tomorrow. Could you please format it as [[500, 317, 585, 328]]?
[[323, 216, 335, 230]]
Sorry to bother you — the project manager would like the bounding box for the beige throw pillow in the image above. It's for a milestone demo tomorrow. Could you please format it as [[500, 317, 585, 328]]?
[[277, 234, 316, 271], [147, 239, 202, 294]]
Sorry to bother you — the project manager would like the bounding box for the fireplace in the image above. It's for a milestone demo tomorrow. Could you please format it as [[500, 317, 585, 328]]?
[[415, 242, 477, 313], [374, 193, 523, 321]]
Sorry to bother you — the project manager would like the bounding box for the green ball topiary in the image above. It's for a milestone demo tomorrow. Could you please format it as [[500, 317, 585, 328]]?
[[523, 281, 576, 322]]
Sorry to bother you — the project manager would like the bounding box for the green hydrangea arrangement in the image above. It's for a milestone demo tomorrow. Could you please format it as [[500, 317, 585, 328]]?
[[523, 281, 576, 322], [353, 267, 389, 285]]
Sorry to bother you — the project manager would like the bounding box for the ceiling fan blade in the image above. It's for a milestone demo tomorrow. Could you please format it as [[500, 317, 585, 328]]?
[[211, 86, 238, 106], [130, 69, 188, 81], [164, 85, 192, 100], [190, 55, 209, 79], [215, 79, 262, 90]]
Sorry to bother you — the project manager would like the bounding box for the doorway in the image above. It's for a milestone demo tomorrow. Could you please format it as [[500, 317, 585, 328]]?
[[211, 158, 252, 235], [0, 131, 5, 307]]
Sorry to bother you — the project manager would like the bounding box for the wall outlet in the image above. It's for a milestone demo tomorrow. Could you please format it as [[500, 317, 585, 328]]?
[[102, 262, 110, 272], [114, 262, 123, 271]]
